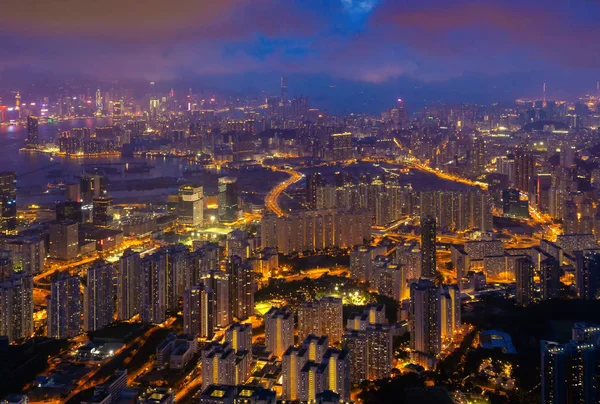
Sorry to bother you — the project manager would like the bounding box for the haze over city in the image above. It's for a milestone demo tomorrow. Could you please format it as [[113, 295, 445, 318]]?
[[2, 2, 600, 404]]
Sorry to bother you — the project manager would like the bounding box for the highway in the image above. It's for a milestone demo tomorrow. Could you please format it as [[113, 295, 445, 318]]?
[[263, 165, 303, 217]]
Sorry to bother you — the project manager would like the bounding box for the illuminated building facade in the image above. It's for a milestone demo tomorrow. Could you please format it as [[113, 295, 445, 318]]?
[[264, 307, 294, 357], [84, 260, 114, 331], [47, 272, 81, 339]]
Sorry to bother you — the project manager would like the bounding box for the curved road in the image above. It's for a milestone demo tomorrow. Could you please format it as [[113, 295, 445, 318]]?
[[264, 165, 303, 217]]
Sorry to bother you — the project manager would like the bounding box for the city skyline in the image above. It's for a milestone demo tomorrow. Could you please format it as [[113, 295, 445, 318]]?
[[3, 2, 600, 404], [2, 1, 600, 113]]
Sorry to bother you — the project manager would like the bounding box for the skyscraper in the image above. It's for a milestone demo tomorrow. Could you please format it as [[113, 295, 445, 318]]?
[[280, 76, 288, 105], [140, 254, 167, 324], [343, 305, 392, 381], [515, 148, 535, 192], [576, 251, 600, 300], [420, 216, 437, 278], [218, 177, 239, 223], [306, 172, 324, 209], [320, 296, 344, 344], [1, 236, 45, 276], [47, 272, 81, 339], [409, 279, 441, 368], [515, 257, 534, 306], [0, 172, 17, 234], [329, 132, 353, 161], [117, 249, 141, 321], [0, 273, 33, 342], [26, 116, 38, 148], [49, 221, 79, 260], [297, 297, 343, 344], [84, 261, 115, 331], [227, 256, 254, 321], [183, 284, 215, 339], [470, 136, 486, 175], [298, 301, 321, 342], [342, 330, 368, 383], [264, 307, 294, 357], [224, 322, 252, 353], [366, 325, 393, 380], [200, 270, 231, 328], [177, 185, 203, 226], [56, 201, 83, 223], [540, 257, 560, 301], [112, 100, 123, 125], [542, 326, 600, 404], [201, 342, 236, 390], [95, 89, 102, 114], [93, 196, 113, 227]]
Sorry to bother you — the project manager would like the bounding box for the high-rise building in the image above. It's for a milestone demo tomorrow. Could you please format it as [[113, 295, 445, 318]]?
[[49, 221, 79, 260], [298, 301, 321, 342], [149, 97, 160, 121], [93, 196, 113, 227], [84, 261, 114, 331], [0, 251, 12, 281], [225, 229, 250, 259], [329, 132, 353, 161], [280, 76, 288, 105], [409, 279, 441, 368], [471, 136, 486, 175], [366, 325, 393, 380], [502, 188, 529, 218], [117, 249, 141, 321], [297, 297, 343, 344], [201, 342, 236, 390], [420, 216, 437, 278], [576, 251, 600, 300], [26, 116, 38, 148], [542, 324, 600, 404], [320, 296, 344, 344], [112, 100, 123, 125], [47, 272, 81, 339], [1, 236, 45, 276], [323, 348, 351, 401], [342, 330, 368, 383], [140, 254, 167, 324], [515, 148, 535, 191], [264, 307, 294, 357], [177, 185, 203, 226], [200, 270, 231, 328], [0, 172, 17, 233], [540, 257, 560, 301], [218, 177, 239, 223], [227, 255, 253, 321], [306, 172, 325, 209], [343, 305, 392, 381], [281, 345, 310, 401], [95, 89, 102, 113], [56, 201, 83, 223], [224, 322, 252, 353], [282, 336, 343, 402], [439, 285, 461, 340], [261, 210, 372, 254], [80, 173, 103, 204], [183, 284, 215, 340], [515, 257, 534, 306], [0, 273, 33, 342]]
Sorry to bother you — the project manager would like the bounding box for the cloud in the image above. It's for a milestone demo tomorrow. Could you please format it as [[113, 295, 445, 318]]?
[[341, 0, 378, 14], [0, 0, 599, 94], [373, 0, 600, 69], [0, 0, 320, 43]]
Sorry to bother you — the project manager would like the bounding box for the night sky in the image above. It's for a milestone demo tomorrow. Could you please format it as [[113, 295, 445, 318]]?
[[1, 0, 600, 112]]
